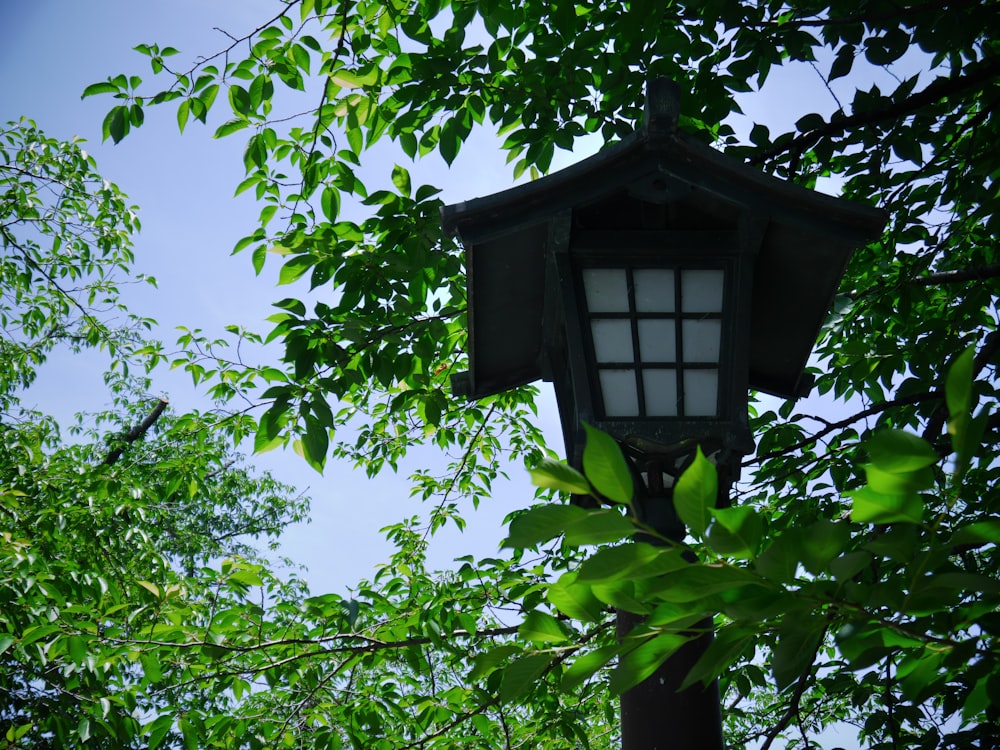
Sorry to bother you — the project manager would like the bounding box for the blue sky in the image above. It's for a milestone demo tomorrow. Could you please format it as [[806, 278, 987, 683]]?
[[2, 4, 901, 747], [0, 1, 562, 590], [0, 0, 865, 593]]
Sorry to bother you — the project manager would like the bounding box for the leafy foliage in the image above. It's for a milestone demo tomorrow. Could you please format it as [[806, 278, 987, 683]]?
[[0, 122, 308, 748], [7, 0, 999, 747], [0, 119, 151, 404]]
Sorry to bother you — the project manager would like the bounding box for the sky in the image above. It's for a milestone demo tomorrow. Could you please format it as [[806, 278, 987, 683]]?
[[0, 0, 569, 591], [0, 0, 875, 596], [0, 4, 902, 747]]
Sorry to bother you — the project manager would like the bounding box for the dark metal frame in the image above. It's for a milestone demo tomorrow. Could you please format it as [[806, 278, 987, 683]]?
[[546, 219, 760, 473]]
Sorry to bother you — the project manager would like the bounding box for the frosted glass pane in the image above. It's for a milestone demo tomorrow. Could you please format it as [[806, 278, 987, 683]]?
[[643, 370, 679, 416], [684, 370, 719, 416], [583, 269, 629, 312], [634, 269, 675, 312], [591, 319, 634, 362], [637, 319, 676, 362], [599, 369, 639, 417], [682, 270, 724, 313], [682, 319, 721, 363]]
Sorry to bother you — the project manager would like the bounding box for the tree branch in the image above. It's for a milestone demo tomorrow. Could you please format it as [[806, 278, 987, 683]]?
[[760, 625, 827, 750], [750, 57, 1000, 168], [747, 0, 976, 30], [910, 263, 1000, 286], [922, 330, 1000, 442], [746, 391, 937, 468], [103, 398, 169, 465]]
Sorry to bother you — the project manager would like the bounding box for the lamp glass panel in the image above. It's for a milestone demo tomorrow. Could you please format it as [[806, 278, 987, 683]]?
[[599, 369, 639, 417], [682, 319, 721, 362], [637, 319, 676, 362], [643, 370, 679, 416], [591, 319, 634, 362], [681, 269, 724, 313], [634, 269, 675, 312], [583, 269, 630, 312], [684, 369, 719, 416]]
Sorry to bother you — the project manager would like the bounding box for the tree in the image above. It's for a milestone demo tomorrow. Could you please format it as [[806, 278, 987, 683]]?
[[38, 0, 1000, 746], [0, 120, 309, 747]]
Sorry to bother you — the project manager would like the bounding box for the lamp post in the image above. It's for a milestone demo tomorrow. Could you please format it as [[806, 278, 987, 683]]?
[[442, 79, 886, 749]]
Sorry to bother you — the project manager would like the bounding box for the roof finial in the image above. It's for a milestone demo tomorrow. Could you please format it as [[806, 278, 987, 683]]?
[[643, 78, 681, 135]]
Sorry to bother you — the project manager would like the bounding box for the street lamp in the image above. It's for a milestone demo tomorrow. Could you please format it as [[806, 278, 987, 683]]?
[[442, 78, 886, 749]]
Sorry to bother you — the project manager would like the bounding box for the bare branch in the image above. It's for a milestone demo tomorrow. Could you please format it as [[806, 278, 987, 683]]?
[[910, 263, 1000, 286], [103, 398, 169, 465]]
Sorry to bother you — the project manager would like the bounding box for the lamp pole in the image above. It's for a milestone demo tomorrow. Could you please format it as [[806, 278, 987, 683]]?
[[617, 452, 732, 750], [442, 77, 886, 750], [619, 611, 723, 749]]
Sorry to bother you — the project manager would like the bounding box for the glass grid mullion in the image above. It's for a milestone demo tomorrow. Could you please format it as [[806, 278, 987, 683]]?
[[584, 263, 725, 419], [626, 268, 647, 416], [673, 266, 685, 417]]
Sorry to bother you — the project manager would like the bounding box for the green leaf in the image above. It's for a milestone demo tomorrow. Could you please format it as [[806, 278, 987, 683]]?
[[798, 520, 849, 575], [649, 563, 761, 602], [176, 99, 190, 133], [331, 68, 373, 88], [229, 85, 251, 116], [103, 105, 128, 143], [952, 519, 1000, 547], [828, 45, 855, 81], [582, 423, 633, 504], [707, 506, 762, 559], [147, 714, 174, 750], [141, 652, 163, 683], [953, 411, 987, 482], [499, 653, 551, 702], [947, 345, 976, 423], [561, 643, 620, 692], [528, 458, 591, 496], [947, 345, 983, 477], [518, 610, 568, 644], [137, 580, 161, 597], [755, 534, 801, 583], [795, 112, 825, 132], [391, 164, 411, 197], [866, 430, 939, 473], [301, 417, 328, 472], [0, 633, 15, 656], [835, 623, 890, 669], [215, 118, 249, 138], [771, 617, 825, 691], [81, 81, 120, 98], [563, 509, 635, 546], [849, 486, 924, 524], [680, 624, 755, 690], [749, 123, 769, 146], [576, 543, 666, 583], [547, 572, 606, 622], [863, 463, 934, 495], [321, 186, 340, 222], [469, 644, 521, 681], [439, 117, 459, 165], [673, 447, 717, 538], [590, 579, 651, 613], [610, 632, 687, 695], [278, 255, 315, 285], [504, 504, 587, 548]]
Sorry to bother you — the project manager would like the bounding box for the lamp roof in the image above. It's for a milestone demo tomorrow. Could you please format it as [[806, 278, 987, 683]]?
[[442, 79, 887, 402]]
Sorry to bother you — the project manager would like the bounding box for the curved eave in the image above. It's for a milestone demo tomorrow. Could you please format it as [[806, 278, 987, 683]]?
[[441, 128, 886, 246]]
